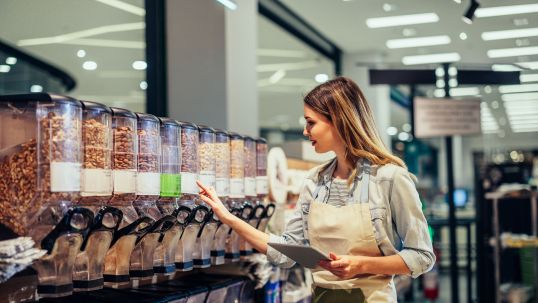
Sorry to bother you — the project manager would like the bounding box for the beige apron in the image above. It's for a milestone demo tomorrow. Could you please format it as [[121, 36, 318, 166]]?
[[307, 161, 396, 302]]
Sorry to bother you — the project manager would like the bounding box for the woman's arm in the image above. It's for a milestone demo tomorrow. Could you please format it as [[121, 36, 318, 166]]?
[[197, 181, 270, 253]]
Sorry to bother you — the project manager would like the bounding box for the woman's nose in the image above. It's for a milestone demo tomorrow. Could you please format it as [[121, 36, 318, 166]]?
[[303, 126, 308, 137]]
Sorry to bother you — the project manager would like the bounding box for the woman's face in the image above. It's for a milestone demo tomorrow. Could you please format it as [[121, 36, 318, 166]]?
[[303, 104, 343, 154]]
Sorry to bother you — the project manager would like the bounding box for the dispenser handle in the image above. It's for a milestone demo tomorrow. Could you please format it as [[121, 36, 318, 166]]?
[[41, 207, 94, 254], [110, 216, 154, 247], [80, 206, 123, 252]]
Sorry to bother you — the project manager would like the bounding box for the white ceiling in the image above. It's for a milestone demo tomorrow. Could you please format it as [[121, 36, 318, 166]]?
[[0, 0, 537, 139]]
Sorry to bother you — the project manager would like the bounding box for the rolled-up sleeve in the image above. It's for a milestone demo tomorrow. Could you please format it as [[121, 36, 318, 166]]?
[[390, 169, 436, 278], [266, 201, 306, 268]]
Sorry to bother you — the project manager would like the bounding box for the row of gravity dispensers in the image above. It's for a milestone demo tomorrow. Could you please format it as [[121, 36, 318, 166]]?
[[0, 93, 276, 298]]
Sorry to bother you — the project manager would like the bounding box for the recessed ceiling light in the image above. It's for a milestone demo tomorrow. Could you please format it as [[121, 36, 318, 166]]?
[[435, 67, 445, 77], [436, 79, 445, 88], [386, 35, 450, 49], [491, 101, 499, 109], [382, 3, 397, 12], [30, 85, 43, 92], [0, 65, 11, 73], [215, 0, 237, 10], [402, 123, 412, 132], [515, 61, 538, 70], [82, 61, 97, 70], [398, 132, 410, 141], [5, 57, 17, 65], [448, 66, 457, 76], [449, 79, 458, 87], [402, 52, 460, 65], [387, 126, 398, 136], [315, 73, 329, 83], [132, 60, 147, 70], [499, 83, 538, 94], [475, 3, 538, 18], [484, 86, 493, 94], [487, 46, 538, 58], [366, 13, 439, 28], [520, 74, 538, 83], [140, 81, 147, 90], [77, 50, 86, 58], [492, 64, 522, 72], [482, 27, 538, 41], [459, 32, 468, 40], [434, 89, 446, 97], [402, 28, 417, 37]]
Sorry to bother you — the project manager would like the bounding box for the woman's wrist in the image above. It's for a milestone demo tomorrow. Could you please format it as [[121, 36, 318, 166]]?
[[353, 255, 370, 275]]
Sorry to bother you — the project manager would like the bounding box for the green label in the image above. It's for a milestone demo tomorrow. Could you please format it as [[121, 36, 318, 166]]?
[[160, 173, 181, 197]]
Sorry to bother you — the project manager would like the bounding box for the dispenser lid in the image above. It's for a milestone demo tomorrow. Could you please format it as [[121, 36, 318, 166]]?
[[178, 121, 198, 131], [159, 117, 180, 127], [256, 137, 267, 144], [198, 125, 215, 133], [110, 107, 136, 119], [0, 93, 81, 107], [229, 132, 244, 140], [81, 100, 112, 114], [135, 112, 159, 123]]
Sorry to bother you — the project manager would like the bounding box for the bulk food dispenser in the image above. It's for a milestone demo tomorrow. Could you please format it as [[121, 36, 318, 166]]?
[[130, 113, 176, 284], [211, 129, 230, 265], [154, 117, 182, 276], [255, 138, 275, 232], [225, 133, 245, 262], [73, 101, 122, 292], [104, 108, 153, 288], [240, 136, 257, 257], [175, 122, 209, 271], [0, 93, 92, 298]]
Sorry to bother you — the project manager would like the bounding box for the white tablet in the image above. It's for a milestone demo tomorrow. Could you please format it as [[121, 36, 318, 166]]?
[[267, 242, 330, 269]]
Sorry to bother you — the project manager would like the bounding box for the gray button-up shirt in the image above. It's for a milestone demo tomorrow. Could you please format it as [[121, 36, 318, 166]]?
[[266, 159, 435, 279]]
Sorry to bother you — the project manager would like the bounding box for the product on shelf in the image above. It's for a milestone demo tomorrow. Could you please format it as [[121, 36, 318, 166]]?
[[214, 129, 230, 197], [179, 122, 199, 195], [109, 108, 138, 205], [256, 138, 268, 197], [157, 118, 181, 207], [229, 133, 245, 198], [198, 125, 216, 189], [134, 113, 162, 208], [244, 136, 256, 197]]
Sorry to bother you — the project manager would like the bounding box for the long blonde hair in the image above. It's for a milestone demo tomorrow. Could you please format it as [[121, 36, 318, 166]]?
[[304, 76, 406, 183]]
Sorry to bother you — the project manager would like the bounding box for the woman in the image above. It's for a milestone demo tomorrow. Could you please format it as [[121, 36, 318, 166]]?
[[197, 76, 435, 302]]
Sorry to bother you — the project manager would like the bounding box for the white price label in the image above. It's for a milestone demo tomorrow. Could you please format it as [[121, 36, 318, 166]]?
[[244, 177, 256, 197], [181, 172, 198, 194], [50, 162, 81, 192], [229, 178, 244, 198], [137, 172, 161, 195], [215, 178, 229, 197], [199, 171, 216, 189], [113, 169, 136, 194], [256, 176, 268, 195], [81, 168, 112, 196]]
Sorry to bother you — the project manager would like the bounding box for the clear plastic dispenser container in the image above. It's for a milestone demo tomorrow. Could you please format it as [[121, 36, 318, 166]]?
[[240, 136, 257, 257], [225, 132, 245, 262], [153, 117, 182, 277], [193, 125, 217, 268], [175, 122, 209, 271], [130, 113, 175, 285], [73, 101, 122, 292], [0, 93, 92, 298], [255, 138, 273, 232], [211, 129, 230, 265], [104, 108, 153, 289]]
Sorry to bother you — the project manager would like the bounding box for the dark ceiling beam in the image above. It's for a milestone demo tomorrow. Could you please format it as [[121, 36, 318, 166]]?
[[258, 0, 343, 75]]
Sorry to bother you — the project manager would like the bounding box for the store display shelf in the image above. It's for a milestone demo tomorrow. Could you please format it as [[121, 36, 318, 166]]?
[[489, 233, 538, 249]]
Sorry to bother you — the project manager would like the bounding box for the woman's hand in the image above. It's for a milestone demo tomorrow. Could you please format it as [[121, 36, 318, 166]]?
[[197, 180, 234, 224], [318, 253, 367, 279]]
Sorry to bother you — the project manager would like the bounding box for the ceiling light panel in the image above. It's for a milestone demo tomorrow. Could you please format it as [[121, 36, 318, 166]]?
[[520, 74, 538, 83], [366, 13, 439, 28], [516, 61, 538, 70], [94, 0, 145, 16], [450, 87, 480, 96], [502, 92, 538, 102], [386, 35, 450, 49], [482, 27, 538, 41], [487, 46, 538, 58], [492, 64, 521, 72], [499, 83, 538, 94], [402, 52, 460, 65], [475, 3, 538, 18]]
